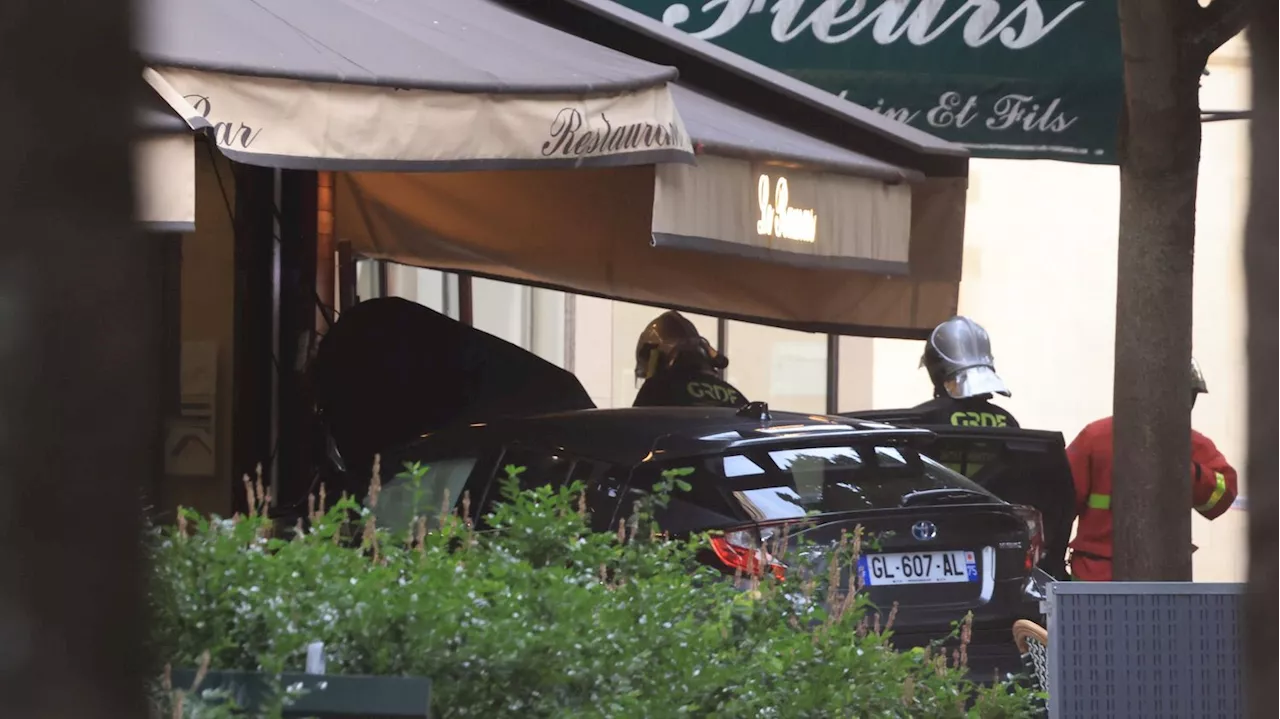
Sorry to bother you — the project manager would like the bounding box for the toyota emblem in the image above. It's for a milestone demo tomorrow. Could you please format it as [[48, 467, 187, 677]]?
[[911, 521, 938, 542]]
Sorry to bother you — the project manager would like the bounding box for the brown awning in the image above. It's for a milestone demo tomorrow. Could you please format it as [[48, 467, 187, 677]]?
[[333, 140, 965, 337], [322, 29, 966, 338]]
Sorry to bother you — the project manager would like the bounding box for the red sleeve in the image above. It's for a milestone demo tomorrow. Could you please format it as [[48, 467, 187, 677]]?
[[1190, 430, 1237, 519], [1066, 423, 1096, 516]]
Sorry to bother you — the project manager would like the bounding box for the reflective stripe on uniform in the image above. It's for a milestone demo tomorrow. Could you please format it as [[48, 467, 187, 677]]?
[[1087, 493, 1111, 510], [1195, 472, 1229, 513]]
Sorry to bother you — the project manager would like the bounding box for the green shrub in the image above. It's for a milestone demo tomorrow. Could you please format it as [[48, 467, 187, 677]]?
[[149, 464, 1042, 717]]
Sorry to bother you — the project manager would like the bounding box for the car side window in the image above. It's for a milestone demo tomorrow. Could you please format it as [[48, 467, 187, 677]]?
[[366, 455, 481, 535], [469, 445, 625, 532], [472, 445, 576, 522], [577, 461, 630, 533]]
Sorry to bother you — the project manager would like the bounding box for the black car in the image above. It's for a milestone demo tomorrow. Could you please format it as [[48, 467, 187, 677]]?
[[366, 405, 1043, 677], [307, 298, 1045, 678]]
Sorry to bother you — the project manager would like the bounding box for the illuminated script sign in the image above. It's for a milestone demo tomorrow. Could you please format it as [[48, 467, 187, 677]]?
[[756, 174, 817, 243]]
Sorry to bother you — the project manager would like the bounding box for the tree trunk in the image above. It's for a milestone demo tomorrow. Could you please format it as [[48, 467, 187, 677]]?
[[0, 1, 150, 717], [1112, 1, 1206, 581], [1244, 3, 1278, 716]]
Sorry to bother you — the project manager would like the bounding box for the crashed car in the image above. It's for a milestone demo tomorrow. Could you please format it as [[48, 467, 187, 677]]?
[[307, 298, 1047, 678]]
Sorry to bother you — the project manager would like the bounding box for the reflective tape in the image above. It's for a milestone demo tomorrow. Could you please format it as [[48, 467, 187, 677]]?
[[1195, 472, 1229, 513], [1087, 493, 1111, 510]]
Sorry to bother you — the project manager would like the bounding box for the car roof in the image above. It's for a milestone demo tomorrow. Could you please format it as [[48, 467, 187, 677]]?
[[412, 406, 932, 467]]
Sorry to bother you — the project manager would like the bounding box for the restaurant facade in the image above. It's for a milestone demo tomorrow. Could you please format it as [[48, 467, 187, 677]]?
[[137, 0, 974, 516]]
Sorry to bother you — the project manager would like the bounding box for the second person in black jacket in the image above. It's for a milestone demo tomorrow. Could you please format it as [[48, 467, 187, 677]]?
[[632, 311, 748, 410]]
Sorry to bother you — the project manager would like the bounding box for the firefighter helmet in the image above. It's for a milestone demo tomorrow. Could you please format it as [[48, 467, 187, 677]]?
[[634, 311, 726, 380], [920, 316, 1010, 400]]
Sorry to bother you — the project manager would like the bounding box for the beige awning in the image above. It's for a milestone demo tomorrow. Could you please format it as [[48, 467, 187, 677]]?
[[138, 0, 696, 171], [144, 66, 693, 172]]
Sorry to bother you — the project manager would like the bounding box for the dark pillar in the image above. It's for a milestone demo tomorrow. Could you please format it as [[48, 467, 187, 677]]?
[[1244, 4, 1278, 716], [231, 164, 276, 514], [0, 0, 148, 715], [277, 170, 319, 510], [152, 233, 183, 518]]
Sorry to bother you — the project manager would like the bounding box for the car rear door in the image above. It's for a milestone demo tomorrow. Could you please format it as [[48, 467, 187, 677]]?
[[841, 410, 1076, 580]]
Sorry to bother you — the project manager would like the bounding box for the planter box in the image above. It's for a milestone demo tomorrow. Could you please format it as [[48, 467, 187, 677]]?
[[169, 669, 431, 718], [1046, 581, 1244, 719]]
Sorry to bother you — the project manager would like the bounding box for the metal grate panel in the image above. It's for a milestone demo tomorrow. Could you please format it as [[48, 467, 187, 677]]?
[[1048, 582, 1244, 719]]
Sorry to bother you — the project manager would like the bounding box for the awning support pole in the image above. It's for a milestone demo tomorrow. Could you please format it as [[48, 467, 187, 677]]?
[[826, 334, 840, 415], [459, 273, 474, 325], [316, 171, 336, 331], [276, 170, 319, 510], [231, 164, 278, 516], [336, 241, 356, 310]]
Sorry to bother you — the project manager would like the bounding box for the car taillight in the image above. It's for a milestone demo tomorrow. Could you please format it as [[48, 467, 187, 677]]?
[[1012, 505, 1045, 571], [709, 527, 787, 581]]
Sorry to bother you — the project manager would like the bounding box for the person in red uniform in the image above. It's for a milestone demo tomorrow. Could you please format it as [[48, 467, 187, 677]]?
[[1066, 358, 1238, 581]]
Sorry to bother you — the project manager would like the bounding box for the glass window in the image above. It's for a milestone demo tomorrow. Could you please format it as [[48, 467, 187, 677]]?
[[722, 454, 766, 478], [355, 258, 383, 302], [472, 277, 530, 348], [529, 288, 568, 368], [725, 321, 828, 414], [836, 335, 875, 413], [372, 261, 461, 320]]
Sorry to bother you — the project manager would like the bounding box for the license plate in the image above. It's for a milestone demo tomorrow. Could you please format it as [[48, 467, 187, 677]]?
[[858, 550, 979, 586]]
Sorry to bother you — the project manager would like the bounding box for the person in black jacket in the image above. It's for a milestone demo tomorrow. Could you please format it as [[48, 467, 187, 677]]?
[[912, 316, 1020, 428], [632, 311, 748, 410]]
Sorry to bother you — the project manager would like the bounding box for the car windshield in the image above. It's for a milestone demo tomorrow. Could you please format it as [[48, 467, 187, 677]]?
[[652, 443, 995, 525]]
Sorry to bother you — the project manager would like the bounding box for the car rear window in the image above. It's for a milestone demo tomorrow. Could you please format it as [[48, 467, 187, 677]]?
[[648, 443, 993, 525]]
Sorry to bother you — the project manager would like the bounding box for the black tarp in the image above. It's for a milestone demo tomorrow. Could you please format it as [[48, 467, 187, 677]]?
[[312, 298, 595, 475]]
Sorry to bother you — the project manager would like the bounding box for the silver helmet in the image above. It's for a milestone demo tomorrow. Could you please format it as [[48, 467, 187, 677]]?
[[920, 316, 1010, 400], [634, 311, 726, 380], [1192, 357, 1208, 395]]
